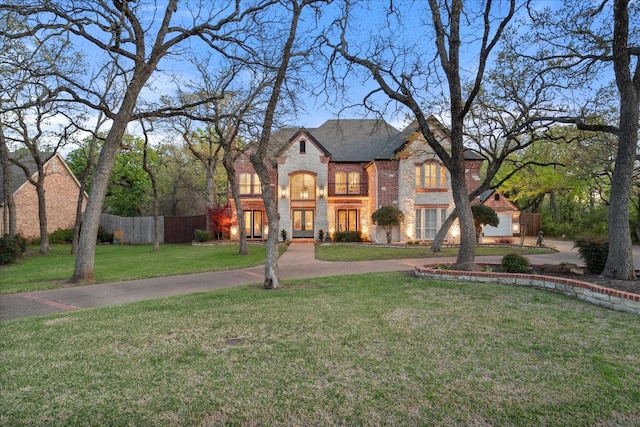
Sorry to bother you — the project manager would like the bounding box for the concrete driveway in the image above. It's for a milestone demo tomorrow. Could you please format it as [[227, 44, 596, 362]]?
[[1, 239, 638, 321]]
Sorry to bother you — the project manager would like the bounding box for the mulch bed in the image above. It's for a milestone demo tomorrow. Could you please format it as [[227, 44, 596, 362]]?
[[529, 265, 640, 296]]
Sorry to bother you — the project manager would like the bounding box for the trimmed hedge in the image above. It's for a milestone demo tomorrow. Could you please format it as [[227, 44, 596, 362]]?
[[332, 230, 363, 242]]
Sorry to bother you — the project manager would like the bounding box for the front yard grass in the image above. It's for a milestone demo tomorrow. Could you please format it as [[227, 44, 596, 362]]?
[[1, 242, 550, 294], [0, 244, 274, 294], [315, 243, 551, 261], [2, 272, 639, 426]]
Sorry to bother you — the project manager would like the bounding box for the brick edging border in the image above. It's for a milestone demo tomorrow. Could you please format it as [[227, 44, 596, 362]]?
[[414, 263, 640, 315]]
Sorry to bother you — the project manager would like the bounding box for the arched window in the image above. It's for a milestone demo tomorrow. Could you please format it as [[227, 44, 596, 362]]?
[[300, 140, 306, 153], [290, 173, 316, 200]]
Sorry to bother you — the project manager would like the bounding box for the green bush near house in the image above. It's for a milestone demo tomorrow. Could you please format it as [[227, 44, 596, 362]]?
[[194, 228, 210, 242], [574, 237, 609, 274], [49, 228, 74, 244], [0, 234, 27, 265], [501, 252, 530, 273], [332, 230, 363, 242]]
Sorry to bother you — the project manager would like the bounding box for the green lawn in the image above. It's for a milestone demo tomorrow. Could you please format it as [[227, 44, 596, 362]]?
[[1, 243, 551, 294], [315, 243, 551, 261], [0, 244, 274, 294], [2, 273, 639, 426]]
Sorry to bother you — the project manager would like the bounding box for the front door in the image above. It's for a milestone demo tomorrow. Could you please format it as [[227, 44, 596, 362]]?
[[292, 209, 314, 238]]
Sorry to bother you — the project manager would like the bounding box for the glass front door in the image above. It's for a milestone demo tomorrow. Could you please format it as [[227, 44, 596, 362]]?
[[244, 210, 263, 238], [292, 209, 314, 238]]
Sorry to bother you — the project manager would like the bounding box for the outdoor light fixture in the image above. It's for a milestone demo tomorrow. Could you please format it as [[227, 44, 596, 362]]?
[[281, 188, 286, 198], [319, 186, 324, 197]]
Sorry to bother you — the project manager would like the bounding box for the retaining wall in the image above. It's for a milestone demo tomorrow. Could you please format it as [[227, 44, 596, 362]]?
[[415, 263, 640, 315]]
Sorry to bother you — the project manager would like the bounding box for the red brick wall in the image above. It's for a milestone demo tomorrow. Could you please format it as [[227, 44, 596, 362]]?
[[465, 159, 483, 194], [13, 155, 85, 238], [373, 160, 399, 208], [327, 162, 368, 196]]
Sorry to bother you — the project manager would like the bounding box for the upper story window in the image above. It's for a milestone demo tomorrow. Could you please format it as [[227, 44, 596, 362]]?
[[335, 172, 360, 194], [291, 173, 315, 200], [348, 172, 360, 194], [416, 163, 447, 188], [239, 173, 261, 195], [335, 172, 347, 194], [299, 140, 306, 154]]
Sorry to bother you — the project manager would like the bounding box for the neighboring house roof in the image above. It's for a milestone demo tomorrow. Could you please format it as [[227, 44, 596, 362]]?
[[0, 152, 54, 203], [0, 152, 85, 204], [479, 188, 520, 211], [479, 189, 496, 204]]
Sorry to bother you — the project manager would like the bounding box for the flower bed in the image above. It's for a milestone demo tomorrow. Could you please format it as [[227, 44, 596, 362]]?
[[415, 263, 640, 315]]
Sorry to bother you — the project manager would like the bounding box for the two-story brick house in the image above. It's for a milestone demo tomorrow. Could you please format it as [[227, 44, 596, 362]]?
[[229, 116, 485, 243]]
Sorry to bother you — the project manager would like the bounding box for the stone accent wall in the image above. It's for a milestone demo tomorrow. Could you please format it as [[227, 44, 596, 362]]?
[[11, 154, 85, 239], [415, 263, 640, 315]]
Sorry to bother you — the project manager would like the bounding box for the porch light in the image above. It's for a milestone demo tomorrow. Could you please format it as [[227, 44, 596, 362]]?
[[319, 186, 324, 197], [231, 226, 238, 236], [281, 188, 286, 198]]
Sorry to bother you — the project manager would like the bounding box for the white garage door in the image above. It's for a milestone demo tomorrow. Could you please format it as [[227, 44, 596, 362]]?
[[483, 213, 513, 237]]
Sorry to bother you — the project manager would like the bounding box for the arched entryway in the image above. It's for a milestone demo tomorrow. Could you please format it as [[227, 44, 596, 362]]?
[[290, 173, 316, 238]]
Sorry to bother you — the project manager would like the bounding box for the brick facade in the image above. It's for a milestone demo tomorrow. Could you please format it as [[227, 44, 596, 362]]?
[[2, 153, 86, 238], [227, 118, 517, 242]]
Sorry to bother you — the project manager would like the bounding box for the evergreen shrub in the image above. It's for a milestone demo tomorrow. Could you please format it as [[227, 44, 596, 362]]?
[[574, 237, 608, 274], [501, 252, 530, 273]]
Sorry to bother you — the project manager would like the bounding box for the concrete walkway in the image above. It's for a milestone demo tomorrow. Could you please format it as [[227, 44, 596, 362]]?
[[1, 239, 638, 321]]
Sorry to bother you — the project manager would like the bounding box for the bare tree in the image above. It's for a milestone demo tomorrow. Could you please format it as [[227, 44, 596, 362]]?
[[140, 120, 161, 253], [0, 127, 16, 237], [328, 0, 516, 269], [249, 0, 331, 288], [521, 0, 639, 279], [0, 0, 284, 283], [1, 9, 82, 253]]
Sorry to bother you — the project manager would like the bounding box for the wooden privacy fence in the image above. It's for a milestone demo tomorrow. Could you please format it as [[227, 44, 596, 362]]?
[[519, 212, 542, 237], [100, 214, 206, 244], [164, 215, 206, 243]]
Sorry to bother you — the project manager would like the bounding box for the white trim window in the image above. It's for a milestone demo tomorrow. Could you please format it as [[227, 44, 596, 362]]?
[[416, 163, 447, 188], [239, 173, 261, 195], [415, 208, 448, 240]]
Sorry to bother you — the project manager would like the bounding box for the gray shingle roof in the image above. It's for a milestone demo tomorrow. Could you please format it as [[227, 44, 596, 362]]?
[[0, 152, 53, 203], [271, 119, 401, 162], [310, 119, 400, 162], [270, 117, 485, 163]]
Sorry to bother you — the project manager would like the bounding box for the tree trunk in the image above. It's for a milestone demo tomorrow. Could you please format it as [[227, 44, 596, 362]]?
[[450, 159, 476, 268], [251, 154, 280, 289], [601, 0, 638, 280], [35, 177, 49, 254], [0, 129, 17, 237], [601, 89, 637, 279], [431, 206, 458, 252], [70, 107, 138, 283], [223, 152, 249, 256]]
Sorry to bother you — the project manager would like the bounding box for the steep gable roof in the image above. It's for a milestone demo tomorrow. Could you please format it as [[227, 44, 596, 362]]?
[[0, 152, 84, 204], [391, 117, 486, 161], [310, 119, 400, 162], [0, 152, 55, 203]]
